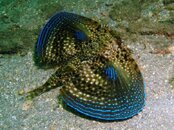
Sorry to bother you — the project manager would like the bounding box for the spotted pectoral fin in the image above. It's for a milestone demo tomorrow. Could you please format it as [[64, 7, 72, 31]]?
[[34, 12, 101, 67], [60, 56, 145, 120]]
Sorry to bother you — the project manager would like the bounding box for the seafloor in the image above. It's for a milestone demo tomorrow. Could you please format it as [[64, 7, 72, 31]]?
[[0, 0, 174, 130]]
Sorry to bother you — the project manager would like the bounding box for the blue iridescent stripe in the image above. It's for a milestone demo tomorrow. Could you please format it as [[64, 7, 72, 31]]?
[[37, 13, 63, 56], [62, 95, 145, 120]]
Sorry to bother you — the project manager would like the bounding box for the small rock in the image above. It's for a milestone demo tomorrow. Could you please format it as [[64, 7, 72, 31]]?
[[50, 126, 56, 130], [18, 89, 25, 95], [168, 45, 174, 53], [101, 12, 108, 17], [22, 100, 33, 111]]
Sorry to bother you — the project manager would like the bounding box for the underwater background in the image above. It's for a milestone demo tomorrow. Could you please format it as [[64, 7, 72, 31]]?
[[0, 0, 174, 129]]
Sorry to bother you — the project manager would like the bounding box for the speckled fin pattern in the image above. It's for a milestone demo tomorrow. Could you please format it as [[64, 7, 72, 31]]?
[[27, 12, 145, 121]]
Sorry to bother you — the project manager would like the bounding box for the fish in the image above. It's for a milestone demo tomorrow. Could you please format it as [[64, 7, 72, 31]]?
[[26, 12, 146, 121]]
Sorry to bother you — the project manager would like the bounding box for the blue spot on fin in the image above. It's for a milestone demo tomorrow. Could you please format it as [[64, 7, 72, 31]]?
[[74, 30, 88, 41], [104, 66, 118, 80]]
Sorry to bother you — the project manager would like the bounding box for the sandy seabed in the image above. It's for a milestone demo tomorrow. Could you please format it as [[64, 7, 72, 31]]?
[[0, 37, 174, 130]]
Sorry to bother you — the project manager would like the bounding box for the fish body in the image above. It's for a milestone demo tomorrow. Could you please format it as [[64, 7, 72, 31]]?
[[32, 12, 145, 121]]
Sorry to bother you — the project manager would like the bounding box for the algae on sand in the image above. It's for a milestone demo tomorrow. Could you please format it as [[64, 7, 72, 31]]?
[[0, 0, 62, 54]]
